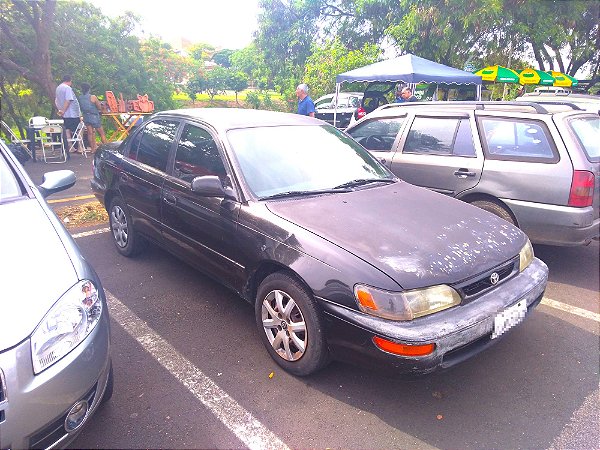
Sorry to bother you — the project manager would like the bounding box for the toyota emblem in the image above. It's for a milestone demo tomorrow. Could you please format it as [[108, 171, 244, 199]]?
[[490, 272, 500, 285]]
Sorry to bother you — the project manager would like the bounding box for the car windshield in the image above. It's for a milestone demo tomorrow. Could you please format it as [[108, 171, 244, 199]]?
[[569, 116, 600, 162], [227, 125, 394, 198], [0, 150, 23, 202]]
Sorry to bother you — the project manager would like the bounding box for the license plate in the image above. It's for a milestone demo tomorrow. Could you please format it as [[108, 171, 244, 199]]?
[[491, 299, 527, 339]]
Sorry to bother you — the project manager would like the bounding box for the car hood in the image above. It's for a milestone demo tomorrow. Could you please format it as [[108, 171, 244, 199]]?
[[0, 198, 77, 350], [266, 182, 525, 290]]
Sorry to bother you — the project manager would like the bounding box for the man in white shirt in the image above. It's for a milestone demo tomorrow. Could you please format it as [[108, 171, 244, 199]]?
[[55, 74, 83, 153]]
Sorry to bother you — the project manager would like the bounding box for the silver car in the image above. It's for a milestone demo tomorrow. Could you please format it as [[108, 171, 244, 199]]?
[[346, 101, 600, 246], [0, 140, 112, 448]]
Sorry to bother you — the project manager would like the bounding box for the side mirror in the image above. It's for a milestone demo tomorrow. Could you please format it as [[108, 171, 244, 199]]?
[[38, 170, 76, 198], [191, 175, 235, 198]]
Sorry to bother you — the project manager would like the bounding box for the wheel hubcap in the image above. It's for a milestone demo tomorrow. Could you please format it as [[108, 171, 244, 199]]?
[[110, 205, 128, 248], [261, 289, 307, 361]]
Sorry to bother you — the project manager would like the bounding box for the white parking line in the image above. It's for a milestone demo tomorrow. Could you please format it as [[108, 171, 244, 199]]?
[[105, 291, 289, 450], [541, 297, 600, 323], [72, 229, 599, 324], [72, 227, 110, 239]]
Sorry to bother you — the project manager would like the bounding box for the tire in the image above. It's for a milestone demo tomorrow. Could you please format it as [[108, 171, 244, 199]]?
[[101, 361, 114, 405], [471, 199, 517, 227], [255, 272, 329, 376], [108, 197, 145, 257]]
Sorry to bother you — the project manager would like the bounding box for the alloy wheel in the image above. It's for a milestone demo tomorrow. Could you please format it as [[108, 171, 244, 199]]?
[[261, 289, 307, 361], [110, 205, 128, 248]]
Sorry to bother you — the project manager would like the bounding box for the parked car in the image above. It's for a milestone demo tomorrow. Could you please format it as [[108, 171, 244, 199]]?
[[346, 101, 600, 246], [314, 92, 363, 128], [0, 140, 112, 449], [91, 108, 548, 377], [517, 91, 600, 114]]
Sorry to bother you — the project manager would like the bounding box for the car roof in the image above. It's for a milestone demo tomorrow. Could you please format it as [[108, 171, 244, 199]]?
[[362, 100, 587, 117], [155, 108, 323, 130], [520, 92, 600, 102]]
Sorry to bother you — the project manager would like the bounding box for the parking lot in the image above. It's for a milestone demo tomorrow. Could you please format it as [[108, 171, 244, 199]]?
[[26, 157, 600, 449]]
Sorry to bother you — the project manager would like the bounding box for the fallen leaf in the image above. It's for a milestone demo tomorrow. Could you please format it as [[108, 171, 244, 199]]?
[[268, 372, 274, 379]]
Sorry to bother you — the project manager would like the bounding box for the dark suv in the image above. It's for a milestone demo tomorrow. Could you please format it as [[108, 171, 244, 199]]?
[[346, 101, 599, 246]]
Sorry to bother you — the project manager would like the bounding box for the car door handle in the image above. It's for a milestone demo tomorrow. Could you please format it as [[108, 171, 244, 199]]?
[[379, 158, 387, 164], [454, 169, 476, 178], [163, 193, 177, 205], [120, 173, 131, 182]]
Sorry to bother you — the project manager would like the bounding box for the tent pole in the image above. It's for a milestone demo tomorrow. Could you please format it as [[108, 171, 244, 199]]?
[[477, 84, 482, 101], [334, 83, 340, 127]]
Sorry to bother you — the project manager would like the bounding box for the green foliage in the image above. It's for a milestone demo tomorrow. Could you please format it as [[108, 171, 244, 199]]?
[[206, 66, 229, 100], [189, 42, 216, 62], [186, 72, 208, 100], [212, 49, 235, 68], [245, 91, 262, 109], [304, 39, 381, 98]]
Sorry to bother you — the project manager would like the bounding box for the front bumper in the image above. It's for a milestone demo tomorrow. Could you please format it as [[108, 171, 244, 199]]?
[[319, 257, 548, 375], [0, 308, 111, 449]]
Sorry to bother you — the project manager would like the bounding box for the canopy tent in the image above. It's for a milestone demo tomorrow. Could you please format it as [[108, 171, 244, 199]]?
[[336, 54, 483, 86], [333, 54, 483, 124]]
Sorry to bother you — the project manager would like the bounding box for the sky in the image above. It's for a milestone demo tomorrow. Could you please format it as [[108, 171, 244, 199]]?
[[90, 0, 261, 50]]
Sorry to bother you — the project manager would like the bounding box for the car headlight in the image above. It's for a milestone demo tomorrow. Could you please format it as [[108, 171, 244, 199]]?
[[519, 238, 534, 272], [354, 284, 461, 321], [31, 280, 102, 374]]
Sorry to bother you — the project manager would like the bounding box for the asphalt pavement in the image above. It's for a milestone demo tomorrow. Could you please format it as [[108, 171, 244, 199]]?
[[23, 150, 97, 209]]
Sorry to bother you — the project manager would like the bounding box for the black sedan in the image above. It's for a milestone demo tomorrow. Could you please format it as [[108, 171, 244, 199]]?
[[91, 108, 548, 376]]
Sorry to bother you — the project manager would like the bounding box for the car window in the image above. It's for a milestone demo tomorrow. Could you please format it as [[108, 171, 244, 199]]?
[[404, 117, 476, 157], [0, 152, 22, 201], [173, 124, 226, 182], [315, 96, 333, 108], [480, 118, 557, 162], [133, 120, 179, 171], [569, 116, 600, 162], [227, 125, 392, 198], [347, 118, 405, 152], [348, 96, 360, 108]]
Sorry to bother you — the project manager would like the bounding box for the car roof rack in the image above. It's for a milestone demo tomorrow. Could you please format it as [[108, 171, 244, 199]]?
[[378, 101, 550, 114]]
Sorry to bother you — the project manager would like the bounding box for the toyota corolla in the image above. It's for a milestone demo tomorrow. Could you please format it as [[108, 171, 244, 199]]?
[[91, 108, 548, 376]]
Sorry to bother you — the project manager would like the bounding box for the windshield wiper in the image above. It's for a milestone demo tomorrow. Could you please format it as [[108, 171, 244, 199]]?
[[260, 188, 351, 200], [333, 178, 396, 189]]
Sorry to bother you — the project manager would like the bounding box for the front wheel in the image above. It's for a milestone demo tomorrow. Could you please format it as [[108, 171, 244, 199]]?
[[255, 272, 329, 376], [108, 197, 145, 257]]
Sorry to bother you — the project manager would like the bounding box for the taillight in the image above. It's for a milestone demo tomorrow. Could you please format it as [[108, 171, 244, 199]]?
[[356, 107, 366, 119], [568, 170, 595, 207]]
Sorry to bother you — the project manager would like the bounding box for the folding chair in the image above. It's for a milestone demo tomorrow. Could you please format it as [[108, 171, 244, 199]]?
[[0, 120, 32, 158], [66, 121, 87, 157], [39, 124, 67, 163], [28, 116, 48, 146]]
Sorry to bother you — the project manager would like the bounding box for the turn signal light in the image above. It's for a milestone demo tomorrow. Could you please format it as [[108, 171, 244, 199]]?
[[373, 336, 436, 356]]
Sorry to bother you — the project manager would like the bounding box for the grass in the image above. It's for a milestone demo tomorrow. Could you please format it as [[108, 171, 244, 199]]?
[[56, 201, 108, 228]]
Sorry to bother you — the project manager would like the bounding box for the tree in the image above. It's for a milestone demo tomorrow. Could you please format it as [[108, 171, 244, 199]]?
[[206, 66, 229, 100], [230, 44, 270, 88], [304, 39, 380, 98], [186, 72, 208, 102], [255, 0, 321, 91], [226, 71, 249, 103], [212, 49, 235, 68]]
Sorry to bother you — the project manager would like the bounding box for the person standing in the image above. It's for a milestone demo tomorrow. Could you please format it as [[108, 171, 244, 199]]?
[[296, 83, 315, 117], [78, 83, 107, 153], [55, 75, 83, 154], [397, 87, 417, 103]]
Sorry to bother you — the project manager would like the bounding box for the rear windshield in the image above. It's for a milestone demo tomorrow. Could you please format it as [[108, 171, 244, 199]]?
[[568, 116, 600, 162]]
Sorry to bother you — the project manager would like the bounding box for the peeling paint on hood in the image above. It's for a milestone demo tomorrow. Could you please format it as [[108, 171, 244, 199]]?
[[266, 182, 525, 289]]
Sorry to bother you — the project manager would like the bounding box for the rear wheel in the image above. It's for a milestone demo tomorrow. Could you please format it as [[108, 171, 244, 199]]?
[[471, 199, 517, 227], [255, 272, 329, 376], [108, 197, 145, 256]]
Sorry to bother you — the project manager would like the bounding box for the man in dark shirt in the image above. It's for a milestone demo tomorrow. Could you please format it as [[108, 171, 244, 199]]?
[[396, 87, 417, 103], [296, 83, 315, 117]]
